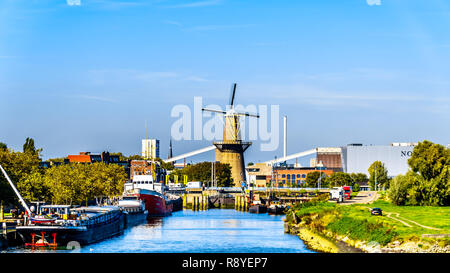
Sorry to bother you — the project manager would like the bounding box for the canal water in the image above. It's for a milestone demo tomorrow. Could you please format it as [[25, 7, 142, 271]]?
[[6, 210, 314, 253]]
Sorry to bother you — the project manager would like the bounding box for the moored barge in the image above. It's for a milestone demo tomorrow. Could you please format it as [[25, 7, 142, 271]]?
[[118, 196, 148, 227], [16, 205, 126, 247]]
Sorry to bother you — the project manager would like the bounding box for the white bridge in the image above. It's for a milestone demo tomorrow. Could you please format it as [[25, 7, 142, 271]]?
[[164, 145, 340, 167], [163, 145, 216, 163]]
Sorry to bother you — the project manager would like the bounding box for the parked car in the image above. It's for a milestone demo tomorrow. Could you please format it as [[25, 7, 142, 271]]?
[[370, 208, 383, 216]]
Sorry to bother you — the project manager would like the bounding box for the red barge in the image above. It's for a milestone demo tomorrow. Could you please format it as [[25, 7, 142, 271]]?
[[123, 174, 179, 217]]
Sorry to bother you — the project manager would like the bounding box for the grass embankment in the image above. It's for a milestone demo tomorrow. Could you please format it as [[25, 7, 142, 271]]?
[[286, 199, 450, 253]]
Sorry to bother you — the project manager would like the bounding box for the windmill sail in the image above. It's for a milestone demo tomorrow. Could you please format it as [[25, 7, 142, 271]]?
[[229, 83, 237, 108]]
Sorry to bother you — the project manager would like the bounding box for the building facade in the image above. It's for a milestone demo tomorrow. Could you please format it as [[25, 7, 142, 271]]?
[[246, 163, 334, 187], [130, 160, 165, 182], [246, 163, 273, 187], [67, 151, 130, 177], [142, 139, 160, 159], [273, 167, 334, 187], [341, 143, 417, 177]]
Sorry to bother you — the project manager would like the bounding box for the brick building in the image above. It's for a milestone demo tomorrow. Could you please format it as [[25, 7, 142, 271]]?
[[130, 160, 166, 182], [67, 151, 130, 177], [272, 167, 334, 187]]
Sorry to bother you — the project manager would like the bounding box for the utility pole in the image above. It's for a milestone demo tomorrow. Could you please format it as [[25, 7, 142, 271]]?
[[317, 161, 324, 189], [283, 115, 287, 159], [375, 168, 378, 192], [211, 161, 216, 188]]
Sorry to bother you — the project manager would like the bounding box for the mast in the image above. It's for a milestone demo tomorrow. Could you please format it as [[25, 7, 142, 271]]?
[[146, 121, 156, 179], [0, 164, 32, 217]]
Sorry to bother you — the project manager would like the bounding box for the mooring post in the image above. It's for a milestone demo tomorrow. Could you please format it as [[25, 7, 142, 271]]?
[[239, 195, 243, 211], [200, 195, 204, 211], [0, 201, 3, 221], [182, 194, 187, 209]]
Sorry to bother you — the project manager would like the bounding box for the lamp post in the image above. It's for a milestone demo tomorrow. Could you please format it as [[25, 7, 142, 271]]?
[[317, 161, 324, 189]]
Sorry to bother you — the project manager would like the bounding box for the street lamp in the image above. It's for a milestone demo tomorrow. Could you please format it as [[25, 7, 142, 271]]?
[[317, 161, 324, 189]]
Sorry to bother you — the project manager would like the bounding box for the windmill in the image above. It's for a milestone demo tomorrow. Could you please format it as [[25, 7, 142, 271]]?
[[202, 83, 260, 187]]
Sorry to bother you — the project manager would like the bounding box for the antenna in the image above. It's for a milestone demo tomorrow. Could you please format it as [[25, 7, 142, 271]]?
[[145, 121, 148, 160]]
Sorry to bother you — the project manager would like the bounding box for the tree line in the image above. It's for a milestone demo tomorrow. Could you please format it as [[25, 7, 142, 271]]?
[[0, 139, 127, 206], [388, 140, 450, 206], [304, 171, 367, 191], [168, 162, 233, 187]]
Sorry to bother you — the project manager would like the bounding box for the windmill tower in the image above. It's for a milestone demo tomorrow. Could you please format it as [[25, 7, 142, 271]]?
[[202, 83, 260, 186]]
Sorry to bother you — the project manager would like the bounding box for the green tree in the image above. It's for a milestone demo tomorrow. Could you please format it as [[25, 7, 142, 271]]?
[[387, 172, 414, 205], [325, 172, 352, 187], [17, 171, 51, 202], [0, 148, 42, 204], [368, 161, 389, 191], [408, 140, 450, 181], [350, 173, 368, 186], [0, 142, 7, 150], [305, 171, 327, 188], [43, 162, 127, 205], [154, 157, 174, 171], [168, 162, 232, 187], [126, 154, 144, 161], [23, 137, 35, 154], [388, 141, 450, 206]]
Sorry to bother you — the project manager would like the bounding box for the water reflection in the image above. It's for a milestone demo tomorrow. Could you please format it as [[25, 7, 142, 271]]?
[[7, 210, 314, 253]]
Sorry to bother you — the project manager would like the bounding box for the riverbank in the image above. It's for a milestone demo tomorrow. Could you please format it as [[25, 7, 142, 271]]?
[[285, 200, 450, 253]]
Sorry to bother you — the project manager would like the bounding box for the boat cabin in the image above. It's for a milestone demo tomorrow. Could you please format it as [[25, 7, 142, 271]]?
[[124, 174, 164, 193], [38, 205, 72, 220]]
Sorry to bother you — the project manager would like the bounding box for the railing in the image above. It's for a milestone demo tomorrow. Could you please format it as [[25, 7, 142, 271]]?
[[248, 187, 330, 191], [168, 186, 330, 193]]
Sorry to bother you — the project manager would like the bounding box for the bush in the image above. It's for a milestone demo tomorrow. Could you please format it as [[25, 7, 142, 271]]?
[[387, 174, 412, 205], [327, 216, 397, 245]]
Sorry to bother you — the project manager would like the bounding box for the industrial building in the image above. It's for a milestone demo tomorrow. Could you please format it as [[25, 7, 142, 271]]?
[[246, 163, 334, 188], [341, 143, 417, 177], [310, 147, 343, 172], [273, 167, 333, 187], [246, 163, 273, 187]]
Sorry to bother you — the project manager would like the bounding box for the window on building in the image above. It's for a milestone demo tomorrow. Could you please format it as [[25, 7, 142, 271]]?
[[297, 174, 301, 178], [282, 174, 285, 178], [302, 174, 306, 178]]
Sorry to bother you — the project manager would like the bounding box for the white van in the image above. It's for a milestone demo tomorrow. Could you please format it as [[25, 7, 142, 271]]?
[[329, 187, 344, 203]]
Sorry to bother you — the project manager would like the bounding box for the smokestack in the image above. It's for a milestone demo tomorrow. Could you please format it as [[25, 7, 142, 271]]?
[[283, 115, 287, 159]]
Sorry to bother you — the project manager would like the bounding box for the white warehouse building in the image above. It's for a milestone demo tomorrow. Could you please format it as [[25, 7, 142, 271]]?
[[341, 143, 417, 177]]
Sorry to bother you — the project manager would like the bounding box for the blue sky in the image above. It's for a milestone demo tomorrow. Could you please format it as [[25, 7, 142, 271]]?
[[1, 0, 449, 165]]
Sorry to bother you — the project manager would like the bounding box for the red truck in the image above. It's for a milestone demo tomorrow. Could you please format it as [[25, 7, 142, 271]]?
[[343, 186, 352, 200]]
